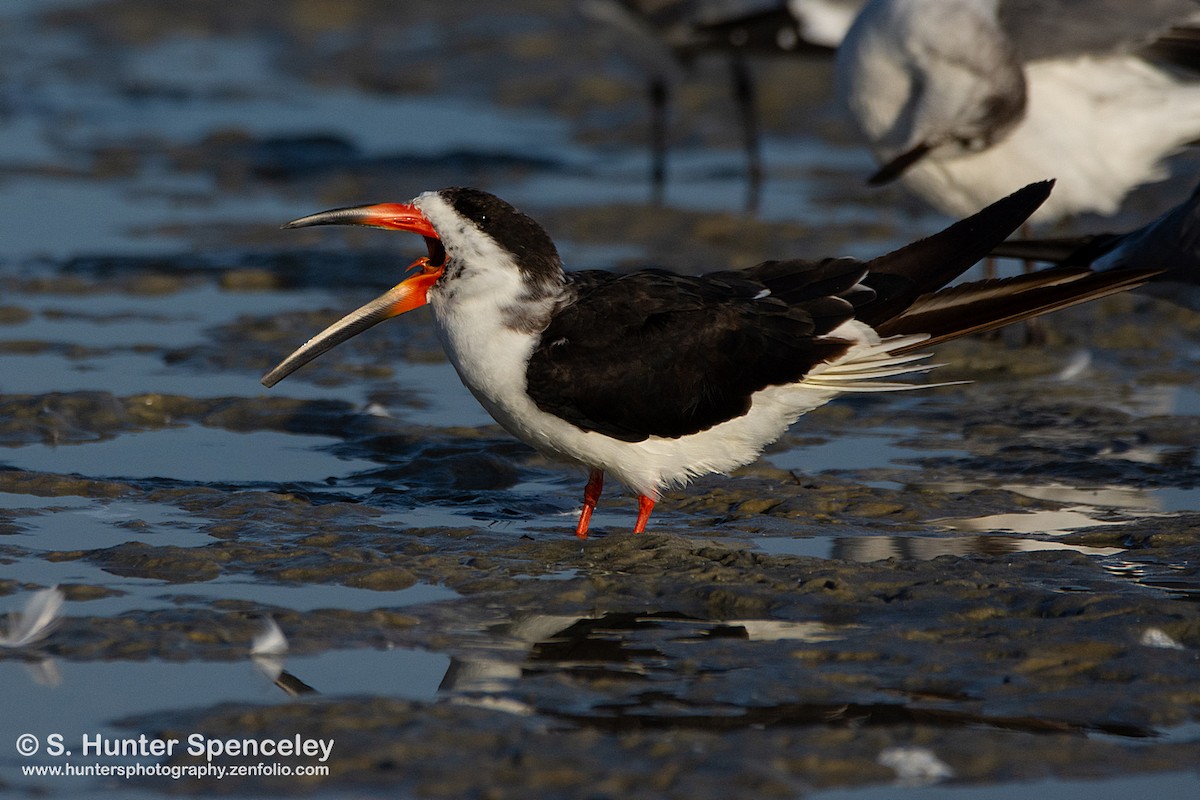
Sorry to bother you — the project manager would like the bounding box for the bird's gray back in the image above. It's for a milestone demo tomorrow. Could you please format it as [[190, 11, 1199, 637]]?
[[999, 0, 1199, 61]]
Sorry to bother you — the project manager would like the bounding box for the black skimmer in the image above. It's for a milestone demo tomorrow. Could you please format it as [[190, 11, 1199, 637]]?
[[993, 178, 1200, 310], [836, 0, 1200, 224], [580, 0, 865, 204], [262, 181, 1156, 537]]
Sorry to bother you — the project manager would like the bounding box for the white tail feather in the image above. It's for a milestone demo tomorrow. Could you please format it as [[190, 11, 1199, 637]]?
[[802, 333, 964, 393], [807, 378, 969, 392], [818, 352, 933, 373]]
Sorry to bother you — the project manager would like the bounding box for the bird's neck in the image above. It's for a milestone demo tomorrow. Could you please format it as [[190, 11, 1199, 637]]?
[[427, 274, 563, 435], [428, 255, 565, 390]]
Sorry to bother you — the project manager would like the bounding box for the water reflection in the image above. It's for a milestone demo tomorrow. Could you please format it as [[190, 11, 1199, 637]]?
[[0, 586, 64, 649], [926, 479, 1195, 554], [246, 620, 329, 698], [437, 610, 857, 719], [438, 612, 846, 700], [769, 425, 962, 475], [758, 532, 1125, 562], [1, 427, 381, 485], [937, 508, 1127, 539], [1106, 561, 1200, 603], [435, 610, 1156, 739], [933, 481, 1172, 512], [752, 473, 1200, 599], [752, 478, 1188, 562]]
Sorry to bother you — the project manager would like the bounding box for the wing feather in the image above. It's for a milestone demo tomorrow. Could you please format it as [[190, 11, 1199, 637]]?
[[526, 262, 867, 441]]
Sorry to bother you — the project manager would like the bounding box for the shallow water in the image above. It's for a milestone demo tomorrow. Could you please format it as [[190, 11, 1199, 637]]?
[[2, 1, 1199, 798]]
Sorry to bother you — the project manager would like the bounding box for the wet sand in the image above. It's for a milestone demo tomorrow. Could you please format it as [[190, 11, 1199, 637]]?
[[1, 2, 1199, 798]]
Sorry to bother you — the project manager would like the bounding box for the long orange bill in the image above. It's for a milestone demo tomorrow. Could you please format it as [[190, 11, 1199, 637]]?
[[261, 203, 444, 388]]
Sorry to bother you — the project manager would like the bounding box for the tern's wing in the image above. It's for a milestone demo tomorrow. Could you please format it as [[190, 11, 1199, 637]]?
[[525, 260, 865, 441], [999, 0, 1200, 62]]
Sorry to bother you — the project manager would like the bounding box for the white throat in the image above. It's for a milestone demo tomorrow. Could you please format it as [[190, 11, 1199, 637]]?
[[414, 191, 565, 442]]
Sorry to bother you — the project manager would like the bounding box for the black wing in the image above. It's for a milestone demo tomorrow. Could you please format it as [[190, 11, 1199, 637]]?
[[524, 258, 867, 442]]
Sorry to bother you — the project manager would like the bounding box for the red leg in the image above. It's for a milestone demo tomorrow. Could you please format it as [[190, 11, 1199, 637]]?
[[633, 495, 655, 534], [575, 469, 604, 539]]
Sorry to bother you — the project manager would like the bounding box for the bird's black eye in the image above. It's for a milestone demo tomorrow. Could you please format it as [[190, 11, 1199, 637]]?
[[425, 237, 447, 267]]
